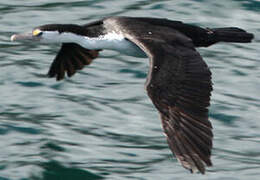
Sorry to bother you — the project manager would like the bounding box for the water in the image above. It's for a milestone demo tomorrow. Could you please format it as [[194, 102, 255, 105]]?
[[0, 0, 260, 179]]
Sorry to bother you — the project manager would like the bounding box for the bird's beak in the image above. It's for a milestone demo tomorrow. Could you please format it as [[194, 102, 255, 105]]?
[[10, 33, 40, 42]]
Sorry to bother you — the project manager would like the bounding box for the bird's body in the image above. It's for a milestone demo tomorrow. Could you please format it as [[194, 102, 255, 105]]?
[[38, 30, 146, 57], [11, 16, 254, 174]]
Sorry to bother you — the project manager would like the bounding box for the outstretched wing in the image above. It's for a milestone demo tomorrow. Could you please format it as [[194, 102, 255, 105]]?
[[48, 43, 100, 80], [147, 42, 213, 174], [110, 17, 213, 173]]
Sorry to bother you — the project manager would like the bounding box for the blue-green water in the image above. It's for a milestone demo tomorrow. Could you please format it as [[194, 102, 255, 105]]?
[[1, 0, 260, 179]]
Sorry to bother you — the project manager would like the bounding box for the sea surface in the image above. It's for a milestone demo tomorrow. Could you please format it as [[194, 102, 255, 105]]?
[[0, 0, 260, 179]]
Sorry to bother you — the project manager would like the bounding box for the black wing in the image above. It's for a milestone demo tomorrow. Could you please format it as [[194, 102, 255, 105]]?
[[110, 17, 213, 173], [47, 20, 105, 80], [48, 43, 100, 81], [147, 42, 213, 174]]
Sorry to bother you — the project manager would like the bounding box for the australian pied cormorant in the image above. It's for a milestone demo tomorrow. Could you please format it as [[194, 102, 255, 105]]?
[[11, 16, 254, 174]]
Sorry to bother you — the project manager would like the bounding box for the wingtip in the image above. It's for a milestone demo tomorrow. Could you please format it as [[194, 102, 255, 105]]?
[[47, 72, 63, 81]]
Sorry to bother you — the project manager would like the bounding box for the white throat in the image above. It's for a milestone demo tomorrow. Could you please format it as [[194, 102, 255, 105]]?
[[41, 31, 146, 58]]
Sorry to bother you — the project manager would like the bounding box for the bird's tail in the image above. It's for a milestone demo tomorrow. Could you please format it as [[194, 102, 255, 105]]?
[[194, 27, 254, 47], [211, 27, 254, 43]]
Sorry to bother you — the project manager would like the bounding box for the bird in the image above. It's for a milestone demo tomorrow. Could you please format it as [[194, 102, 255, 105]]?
[[11, 16, 254, 174]]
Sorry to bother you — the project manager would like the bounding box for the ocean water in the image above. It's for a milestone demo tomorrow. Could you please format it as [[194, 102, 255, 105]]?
[[0, 0, 260, 179]]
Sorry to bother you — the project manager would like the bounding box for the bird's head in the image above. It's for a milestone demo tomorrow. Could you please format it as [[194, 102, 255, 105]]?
[[11, 24, 86, 44]]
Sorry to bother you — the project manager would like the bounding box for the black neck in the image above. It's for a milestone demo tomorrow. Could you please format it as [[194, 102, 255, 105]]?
[[35, 22, 105, 37], [36, 24, 86, 35]]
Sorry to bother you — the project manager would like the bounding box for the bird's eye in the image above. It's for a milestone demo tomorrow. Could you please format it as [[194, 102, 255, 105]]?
[[33, 29, 43, 37], [37, 32, 43, 36]]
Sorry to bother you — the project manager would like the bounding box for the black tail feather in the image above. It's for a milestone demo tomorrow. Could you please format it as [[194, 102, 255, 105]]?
[[193, 27, 254, 47], [212, 27, 254, 43]]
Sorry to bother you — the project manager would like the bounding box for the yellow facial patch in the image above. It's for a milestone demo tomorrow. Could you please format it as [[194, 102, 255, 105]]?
[[33, 29, 42, 36]]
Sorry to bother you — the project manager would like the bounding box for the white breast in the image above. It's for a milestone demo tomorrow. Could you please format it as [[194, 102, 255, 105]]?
[[103, 32, 146, 57], [82, 32, 147, 58], [41, 31, 147, 58]]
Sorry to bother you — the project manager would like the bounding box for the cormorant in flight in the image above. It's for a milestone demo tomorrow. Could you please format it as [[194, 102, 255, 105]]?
[[11, 16, 254, 174]]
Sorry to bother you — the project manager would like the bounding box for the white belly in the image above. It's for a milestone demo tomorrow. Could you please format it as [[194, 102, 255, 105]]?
[[114, 39, 147, 58]]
